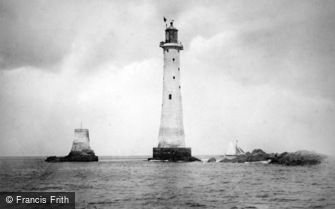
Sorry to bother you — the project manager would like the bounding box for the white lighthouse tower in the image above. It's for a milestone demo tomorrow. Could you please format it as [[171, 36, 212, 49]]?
[[158, 20, 185, 148], [150, 20, 199, 162]]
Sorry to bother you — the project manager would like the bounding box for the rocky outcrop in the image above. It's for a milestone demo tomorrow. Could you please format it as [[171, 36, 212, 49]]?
[[189, 156, 202, 162], [270, 150, 326, 166], [219, 149, 271, 163], [207, 157, 216, 163], [219, 149, 325, 166], [45, 149, 98, 162]]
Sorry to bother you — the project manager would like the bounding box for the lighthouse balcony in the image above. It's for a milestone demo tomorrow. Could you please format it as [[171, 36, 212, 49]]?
[[159, 42, 183, 50]]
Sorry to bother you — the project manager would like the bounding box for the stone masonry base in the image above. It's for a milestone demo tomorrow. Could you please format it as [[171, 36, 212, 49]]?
[[149, 147, 200, 162]]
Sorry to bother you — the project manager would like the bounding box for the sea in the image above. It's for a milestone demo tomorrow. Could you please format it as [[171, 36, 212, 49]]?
[[0, 156, 335, 209]]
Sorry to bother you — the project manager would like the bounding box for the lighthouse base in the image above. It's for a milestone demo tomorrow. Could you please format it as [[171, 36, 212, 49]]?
[[149, 147, 200, 162]]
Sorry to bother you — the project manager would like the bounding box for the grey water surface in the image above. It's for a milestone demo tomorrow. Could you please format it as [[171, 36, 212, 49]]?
[[0, 156, 334, 209]]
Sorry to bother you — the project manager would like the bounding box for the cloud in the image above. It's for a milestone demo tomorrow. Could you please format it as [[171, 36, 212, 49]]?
[[0, 1, 77, 69], [0, 0, 160, 71], [182, 0, 335, 100], [0, 0, 335, 156], [0, 57, 162, 155]]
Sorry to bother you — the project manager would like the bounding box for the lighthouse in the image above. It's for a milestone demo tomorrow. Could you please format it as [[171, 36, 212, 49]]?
[[150, 20, 199, 162]]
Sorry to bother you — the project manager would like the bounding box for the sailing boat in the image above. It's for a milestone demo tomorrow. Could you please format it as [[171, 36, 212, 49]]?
[[224, 140, 245, 158]]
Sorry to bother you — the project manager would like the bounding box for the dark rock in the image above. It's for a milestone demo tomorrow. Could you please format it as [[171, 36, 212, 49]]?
[[248, 149, 271, 162], [45, 156, 59, 162], [219, 148, 325, 166], [251, 149, 266, 155], [219, 157, 237, 163], [221, 149, 270, 163], [234, 155, 247, 163], [207, 157, 216, 163], [45, 149, 98, 162], [189, 156, 202, 162], [270, 150, 326, 166]]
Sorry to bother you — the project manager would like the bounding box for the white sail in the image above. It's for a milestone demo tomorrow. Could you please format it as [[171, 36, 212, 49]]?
[[236, 146, 245, 155], [225, 140, 245, 156], [225, 142, 236, 155]]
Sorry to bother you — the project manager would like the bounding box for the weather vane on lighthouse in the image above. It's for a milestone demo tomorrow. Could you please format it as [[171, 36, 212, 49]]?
[[149, 19, 199, 162], [163, 16, 174, 28]]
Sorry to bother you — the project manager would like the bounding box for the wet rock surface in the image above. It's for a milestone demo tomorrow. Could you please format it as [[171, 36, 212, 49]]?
[[270, 150, 326, 166], [207, 157, 216, 163], [188, 156, 202, 162], [45, 149, 98, 162], [219, 149, 326, 166]]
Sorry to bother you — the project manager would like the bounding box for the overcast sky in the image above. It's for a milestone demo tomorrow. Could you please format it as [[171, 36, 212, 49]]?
[[0, 0, 334, 156]]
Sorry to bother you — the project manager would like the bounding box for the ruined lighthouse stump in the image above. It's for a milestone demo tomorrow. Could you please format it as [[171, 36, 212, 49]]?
[[46, 128, 98, 162]]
